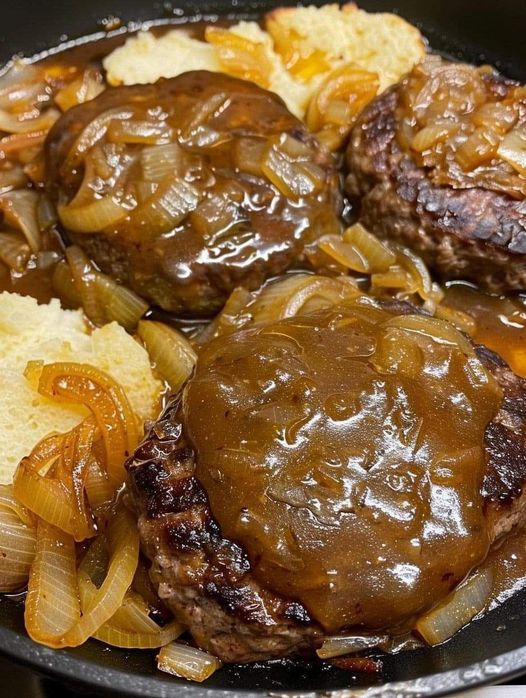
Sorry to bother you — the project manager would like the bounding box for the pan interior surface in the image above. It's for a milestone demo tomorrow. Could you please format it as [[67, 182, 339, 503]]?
[[0, 0, 525, 695]]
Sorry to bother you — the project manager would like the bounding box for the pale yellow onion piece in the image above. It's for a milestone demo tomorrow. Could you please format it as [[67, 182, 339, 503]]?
[[0, 107, 59, 134], [82, 582, 183, 649], [52, 259, 82, 306], [95, 619, 182, 649], [0, 486, 36, 592], [63, 107, 137, 172], [318, 235, 370, 273], [65, 245, 106, 327], [54, 69, 105, 112], [392, 244, 434, 300], [107, 119, 173, 145], [60, 505, 139, 647], [84, 460, 114, 513], [196, 286, 255, 344], [0, 231, 30, 272], [126, 177, 201, 240], [411, 123, 459, 152], [157, 642, 222, 682], [24, 520, 80, 646], [415, 569, 493, 646], [138, 320, 197, 393], [0, 164, 27, 191], [497, 126, 526, 176], [383, 313, 475, 357], [36, 362, 140, 488], [317, 634, 389, 659], [141, 142, 187, 182], [59, 195, 128, 233], [93, 273, 149, 332], [370, 267, 412, 291], [14, 459, 93, 541], [251, 274, 360, 326], [0, 483, 34, 527], [0, 189, 41, 252], [435, 304, 477, 336], [262, 142, 318, 199], [37, 194, 58, 231], [343, 223, 396, 273]]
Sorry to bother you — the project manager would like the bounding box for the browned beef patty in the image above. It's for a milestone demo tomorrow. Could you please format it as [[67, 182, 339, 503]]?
[[345, 69, 526, 293], [45, 71, 342, 316], [126, 301, 526, 663]]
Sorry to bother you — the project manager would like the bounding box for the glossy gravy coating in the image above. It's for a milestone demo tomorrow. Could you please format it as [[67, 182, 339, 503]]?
[[185, 300, 502, 632], [1, 24, 526, 634]]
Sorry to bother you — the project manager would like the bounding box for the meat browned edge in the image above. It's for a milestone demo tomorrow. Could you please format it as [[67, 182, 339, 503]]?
[[126, 339, 526, 664], [345, 85, 526, 293]]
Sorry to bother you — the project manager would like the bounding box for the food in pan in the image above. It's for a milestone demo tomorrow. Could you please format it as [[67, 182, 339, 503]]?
[[346, 56, 526, 292], [104, 5, 426, 119], [0, 1, 525, 686], [46, 70, 341, 316], [128, 293, 525, 662]]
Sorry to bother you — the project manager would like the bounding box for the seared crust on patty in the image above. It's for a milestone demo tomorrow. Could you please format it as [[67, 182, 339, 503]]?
[[346, 87, 526, 292], [127, 397, 322, 663], [126, 319, 526, 663]]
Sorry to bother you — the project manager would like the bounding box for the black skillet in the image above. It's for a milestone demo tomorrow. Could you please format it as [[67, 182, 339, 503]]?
[[1, 1, 526, 695]]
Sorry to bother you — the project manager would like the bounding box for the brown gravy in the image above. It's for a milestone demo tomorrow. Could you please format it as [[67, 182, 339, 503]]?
[[0, 22, 525, 639]]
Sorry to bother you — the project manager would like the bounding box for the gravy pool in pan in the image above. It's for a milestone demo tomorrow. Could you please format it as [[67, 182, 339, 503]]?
[[0, 2, 525, 693]]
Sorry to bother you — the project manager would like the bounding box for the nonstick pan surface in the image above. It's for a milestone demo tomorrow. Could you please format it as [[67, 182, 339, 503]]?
[[1, 1, 526, 695]]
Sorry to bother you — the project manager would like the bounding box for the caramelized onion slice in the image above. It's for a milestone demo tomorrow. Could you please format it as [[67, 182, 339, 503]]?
[[52, 259, 82, 307], [383, 313, 475, 357], [317, 634, 389, 659], [36, 362, 139, 487], [157, 642, 222, 682], [0, 485, 36, 592], [415, 569, 493, 646], [0, 189, 41, 252], [13, 421, 97, 541], [24, 520, 80, 646], [0, 231, 30, 272], [497, 126, 526, 176], [58, 195, 128, 233], [65, 505, 139, 646], [141, 142, 187, 182], [318, 235, 370, 273], [0, 107, 59, 135], [54, 68, 105, 112], [251, 274, 360, 326], [343, 224, 396, 273], [262, 137, 321, 199], [206, 27, 272, 88], [138, 320, 197, 393], [126, 177, 200, 240], [94, 617, 182, 649], [85, 587, 183, 649], [93, 273, 149, 332], [65, 245, 106, 326]]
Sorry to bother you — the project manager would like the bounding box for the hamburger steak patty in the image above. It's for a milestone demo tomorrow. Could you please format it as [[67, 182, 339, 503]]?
[[127, 300, 526, 663], [346, 64, 526, 293], [45, 71, 342, 316]]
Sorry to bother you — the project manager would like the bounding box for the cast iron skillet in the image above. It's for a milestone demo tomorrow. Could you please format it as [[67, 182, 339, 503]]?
[[1, 1, 526, 695]]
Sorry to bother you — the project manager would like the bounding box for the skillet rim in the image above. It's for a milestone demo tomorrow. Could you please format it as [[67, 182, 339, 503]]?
[[1, 4, 526, 695], [0, 620, 525, 697]]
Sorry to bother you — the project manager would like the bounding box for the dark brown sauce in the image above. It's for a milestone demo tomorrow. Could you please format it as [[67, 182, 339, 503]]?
[[444, 282, 526, 378], [0, 21, 525, 645], [187, 300, 501, 633]]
